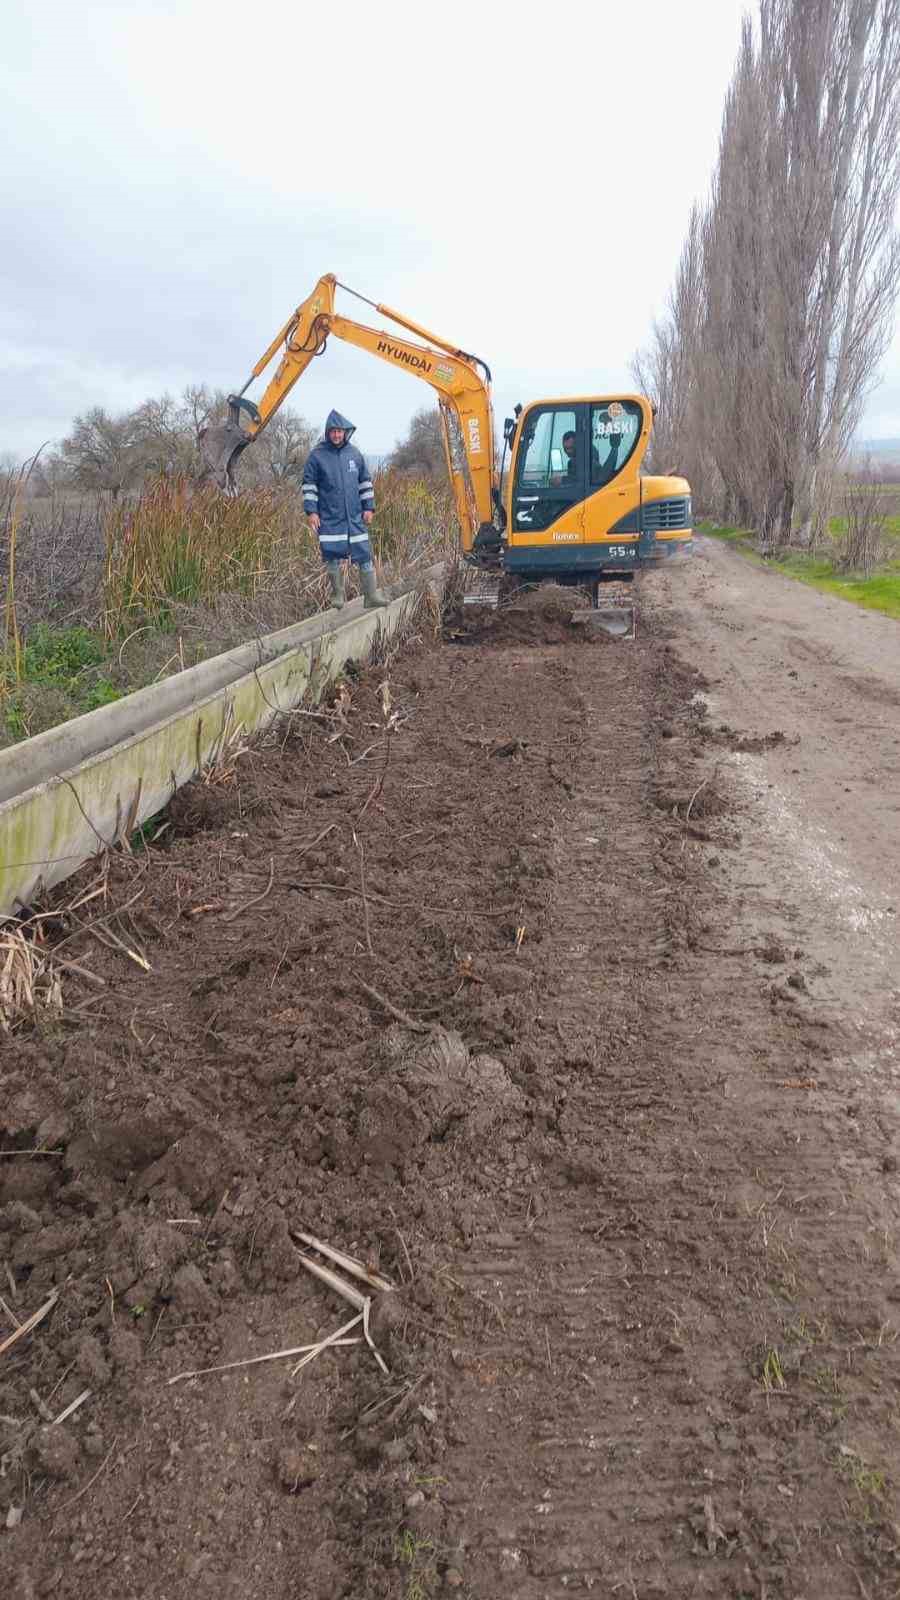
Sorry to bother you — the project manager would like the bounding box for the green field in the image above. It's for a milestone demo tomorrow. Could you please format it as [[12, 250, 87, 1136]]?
[[701, 520, 900, 621]]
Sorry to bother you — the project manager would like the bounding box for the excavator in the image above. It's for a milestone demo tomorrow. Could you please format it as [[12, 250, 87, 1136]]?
[[200, 274, 692, 635]]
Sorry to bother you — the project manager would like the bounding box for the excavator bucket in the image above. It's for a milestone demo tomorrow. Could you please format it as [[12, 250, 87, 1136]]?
[[198, 419, 248, 492], [570, 580, 636, 639], [571, 604, 636, 640], [198, 397, 259, 492]]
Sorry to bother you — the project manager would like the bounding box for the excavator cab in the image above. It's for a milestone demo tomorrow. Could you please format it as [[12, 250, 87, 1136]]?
[[505, 397, 650, 567], [499, 395, 690, 635]]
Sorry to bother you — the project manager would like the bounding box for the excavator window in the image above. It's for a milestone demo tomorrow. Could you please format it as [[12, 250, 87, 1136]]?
[[519, 409, 577, 487], [590, 401, 642, 487], [512, 403, 588, 533]]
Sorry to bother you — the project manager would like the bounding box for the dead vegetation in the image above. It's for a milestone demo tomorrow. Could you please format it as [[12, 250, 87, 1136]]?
[[1, 466, 455, 748], [835, 474, 892, 573]]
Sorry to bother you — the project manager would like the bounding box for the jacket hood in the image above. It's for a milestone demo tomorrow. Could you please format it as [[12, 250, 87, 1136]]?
[[323, 408, 355, 445]]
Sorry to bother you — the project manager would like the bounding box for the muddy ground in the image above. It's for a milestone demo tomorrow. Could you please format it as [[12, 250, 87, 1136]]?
[[3, 563, 900, 1599]]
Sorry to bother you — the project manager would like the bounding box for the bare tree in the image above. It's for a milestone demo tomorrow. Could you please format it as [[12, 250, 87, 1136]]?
[[53, 387, 315, 493], [257, 409, 317, 482], [634, 0, 900, 544], [388, 407, 446, 478], [132, 394, 200, 477], [631, 206, 707, 488], [60, 407, 142, 497], [836, 463, 889, 570]]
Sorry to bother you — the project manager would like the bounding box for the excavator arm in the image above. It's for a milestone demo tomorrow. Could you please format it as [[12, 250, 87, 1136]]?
[[201, 274, 500, 559]]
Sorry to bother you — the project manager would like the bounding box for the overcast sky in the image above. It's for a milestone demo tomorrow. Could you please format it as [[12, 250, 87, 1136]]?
[[2, 0, 899, 464]]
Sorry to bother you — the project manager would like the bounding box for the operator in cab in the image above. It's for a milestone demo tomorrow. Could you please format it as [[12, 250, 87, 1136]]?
[[302, 409, 388, 611], [550, 430, 579, 486]]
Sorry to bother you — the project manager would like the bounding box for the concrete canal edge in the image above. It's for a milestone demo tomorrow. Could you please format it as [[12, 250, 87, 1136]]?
[[0, 566, 444, 917]]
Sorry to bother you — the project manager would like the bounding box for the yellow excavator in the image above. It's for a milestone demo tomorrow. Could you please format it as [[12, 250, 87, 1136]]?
[[201, 274, 692, 632]]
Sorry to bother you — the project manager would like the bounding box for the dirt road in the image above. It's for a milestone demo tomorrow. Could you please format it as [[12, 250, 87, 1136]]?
[[651, 535, 899, 1061], [3, 568, 900, 1599]]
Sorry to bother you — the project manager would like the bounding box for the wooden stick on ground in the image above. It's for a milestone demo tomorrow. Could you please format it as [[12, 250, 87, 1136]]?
[[223, 856, 275, 924], [289, 1313, 364, 1378], [295, 1251, 367, 1310], [362, 1298, 390, 1377], [49, 886, 146, 961], [352, 833, 374, 957], [357, 980, 427, 1034], [0, 1288, 60, 1361], [56, 1436, 119, 1514], [295, 822, 336, 860], [53, 1388, 91, 1425], [394, 1229, 414, 1285], [52, 958, 106, 988], [84, 920, 150, 972], [686, 768, 718, 823], [357, 729, 393, 823], [30, 1386, 55, 1422], [0, 1291, 21, 1331], [291, 1230, 395, 1294], [167, 1337, 361, 1386]]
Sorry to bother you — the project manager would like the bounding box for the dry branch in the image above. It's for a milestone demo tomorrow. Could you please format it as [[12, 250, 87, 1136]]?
[[0, 1292, 21, 1331], [56, 1436, 119, 1514], [167, 1337, 361, 1386], [289, 1312, 364, 1379], [0, 1287, 60, 1361], [295, 1251, 367, 1311], [291, 1230, 395, 1294], [357, 728, 393, 822], [353, 834, 374, 957], [53, 1389, 91, 1425], [223, 855, 275, 923], [362, 1298, 390, 1377], [357, 979, 428, 1033]]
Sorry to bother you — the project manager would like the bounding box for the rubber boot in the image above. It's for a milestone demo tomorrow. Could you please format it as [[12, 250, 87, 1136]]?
[[360, 565, 388, 610], [325, 562, 346, 610]]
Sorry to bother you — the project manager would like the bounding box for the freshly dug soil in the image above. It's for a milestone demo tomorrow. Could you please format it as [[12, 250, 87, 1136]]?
[[443, 583, 616, 648], [3, 580, 899, 1599]]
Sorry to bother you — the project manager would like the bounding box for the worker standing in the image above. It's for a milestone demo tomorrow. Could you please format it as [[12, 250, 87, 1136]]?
[[302, 408, 388, 610]]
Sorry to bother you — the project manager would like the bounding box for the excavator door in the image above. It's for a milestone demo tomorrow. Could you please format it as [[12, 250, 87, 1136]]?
[[510, 403, 586, 544]]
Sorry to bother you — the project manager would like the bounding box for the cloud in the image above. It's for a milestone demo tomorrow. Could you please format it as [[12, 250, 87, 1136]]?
[[1, 0, 898, 464]]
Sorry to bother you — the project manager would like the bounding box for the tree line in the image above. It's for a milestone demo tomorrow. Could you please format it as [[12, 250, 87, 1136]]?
[[15, 388, 318, 498], [632, 0, 900, 543], [12, 392, 448, 503]]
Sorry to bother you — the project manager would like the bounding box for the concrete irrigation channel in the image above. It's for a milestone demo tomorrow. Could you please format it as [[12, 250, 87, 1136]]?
[[3, 552, 900, 1600], [0, 567, 443, 919]]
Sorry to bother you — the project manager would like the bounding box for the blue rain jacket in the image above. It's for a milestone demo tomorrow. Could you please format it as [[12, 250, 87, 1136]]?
[[302, 409, 376, 557]]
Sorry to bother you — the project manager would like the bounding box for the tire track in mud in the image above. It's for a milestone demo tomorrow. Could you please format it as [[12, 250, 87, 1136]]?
[[435, 636, 900, 1599]]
